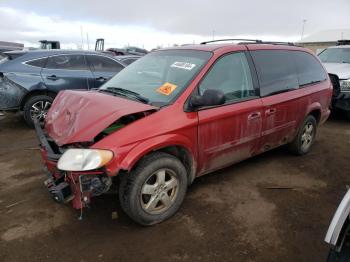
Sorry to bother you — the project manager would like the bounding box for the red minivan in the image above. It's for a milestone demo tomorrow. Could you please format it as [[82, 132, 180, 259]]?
[[35, 40, 332, 225]]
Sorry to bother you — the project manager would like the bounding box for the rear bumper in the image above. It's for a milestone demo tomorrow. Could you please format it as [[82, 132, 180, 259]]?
[[321, 109, 331, 125], [0, 78, 26, 110]]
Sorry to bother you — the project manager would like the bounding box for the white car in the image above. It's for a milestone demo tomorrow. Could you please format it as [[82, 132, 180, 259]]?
[[325, 188, 350, 261], [318, 45, 350, 120]]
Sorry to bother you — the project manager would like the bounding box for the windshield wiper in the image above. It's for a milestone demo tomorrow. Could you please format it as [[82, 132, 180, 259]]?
[[101, 87, 149, 104]]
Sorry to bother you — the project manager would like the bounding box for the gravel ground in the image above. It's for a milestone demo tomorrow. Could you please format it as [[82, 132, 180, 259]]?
[[0, 112, 349, 262]]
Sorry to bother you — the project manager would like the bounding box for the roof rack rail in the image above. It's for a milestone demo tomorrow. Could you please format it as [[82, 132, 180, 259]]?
[[200, 39, 295, 46], [200, 39, 262, 45], [259, 41, 295, 46]]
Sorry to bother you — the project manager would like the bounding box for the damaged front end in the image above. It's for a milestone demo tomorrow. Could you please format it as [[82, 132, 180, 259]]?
[[34, 90, 158, 213], [34, 120, 113, 210]]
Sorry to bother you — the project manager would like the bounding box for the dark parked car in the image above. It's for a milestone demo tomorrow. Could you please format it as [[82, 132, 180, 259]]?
[[0, 50, 125, 126], [114, 55, 141, 65]]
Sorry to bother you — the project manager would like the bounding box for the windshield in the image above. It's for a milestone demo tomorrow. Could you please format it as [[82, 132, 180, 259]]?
[[99, 50, 212, 105], [318, 48, 350, 63]]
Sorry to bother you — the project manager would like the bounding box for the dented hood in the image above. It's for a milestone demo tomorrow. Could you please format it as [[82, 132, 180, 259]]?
[[45, 90, 157, 146]]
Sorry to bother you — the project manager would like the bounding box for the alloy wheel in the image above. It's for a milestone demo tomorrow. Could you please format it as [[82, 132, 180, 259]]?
[[301, 122, 314, 151], [140, 168, 179, 215], [30, 100, 51, 121]]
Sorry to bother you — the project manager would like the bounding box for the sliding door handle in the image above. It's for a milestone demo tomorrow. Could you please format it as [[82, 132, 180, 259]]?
[[248, 112, 261, 120]]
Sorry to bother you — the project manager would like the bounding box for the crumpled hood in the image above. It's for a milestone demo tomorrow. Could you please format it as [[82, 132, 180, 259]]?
[[45, 90, 157, 146], [323, 63, 350, 79]]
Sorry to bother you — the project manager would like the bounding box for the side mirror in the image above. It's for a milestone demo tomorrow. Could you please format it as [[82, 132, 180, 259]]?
[[190, 89, 226, 108]]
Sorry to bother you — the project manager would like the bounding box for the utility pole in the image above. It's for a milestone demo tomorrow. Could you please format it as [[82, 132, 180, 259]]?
[[212, 30, 215, 40], [300, 19, 307, 41], [80, 26, 84, 50], [86, 33, 90, 50]]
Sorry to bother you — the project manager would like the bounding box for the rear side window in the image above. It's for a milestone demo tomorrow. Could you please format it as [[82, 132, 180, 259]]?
[[26, 57, 47, 68], [251, 50, 298, 97], [294, 51, 327, 86], [87, 55, 124, 72], [45, 55, 88, 70]]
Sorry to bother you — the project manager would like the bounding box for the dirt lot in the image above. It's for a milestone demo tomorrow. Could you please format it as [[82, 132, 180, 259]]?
[[0, 112, 349, 262]]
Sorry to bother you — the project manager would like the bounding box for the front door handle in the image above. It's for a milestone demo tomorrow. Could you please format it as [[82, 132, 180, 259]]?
[[248, 112, 261, 120], [46, 75, 58, 80], [96, 76, 107, 82], [265, 108, 277, 115]]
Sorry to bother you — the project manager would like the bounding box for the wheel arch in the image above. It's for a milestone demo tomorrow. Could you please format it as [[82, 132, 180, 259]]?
[[118, 135, 197, 185], [306, 103, 322, 124], [20, 89, 56, 110]]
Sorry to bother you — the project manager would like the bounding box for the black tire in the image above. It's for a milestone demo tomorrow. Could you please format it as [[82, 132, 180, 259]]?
[[23, 95, 54, 127], [119, 152, 188, 225], [288, 115, 317, 155]]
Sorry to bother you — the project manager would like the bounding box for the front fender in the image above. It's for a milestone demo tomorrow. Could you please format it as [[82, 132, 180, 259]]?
[[325, 189, 350, 246], [118, 133, 196, 173]]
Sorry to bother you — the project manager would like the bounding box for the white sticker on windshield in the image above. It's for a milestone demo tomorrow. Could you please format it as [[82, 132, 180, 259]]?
[[171, 62, 196, 70]]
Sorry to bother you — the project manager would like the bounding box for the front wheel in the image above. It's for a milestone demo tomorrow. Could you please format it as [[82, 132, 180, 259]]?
[[119, 152, 188, 225], [288, 115, 317, 155], [23, 95, 54, 127]]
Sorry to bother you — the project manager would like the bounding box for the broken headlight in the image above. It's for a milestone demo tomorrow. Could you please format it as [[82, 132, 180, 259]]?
[[57, 149, 113, 171]]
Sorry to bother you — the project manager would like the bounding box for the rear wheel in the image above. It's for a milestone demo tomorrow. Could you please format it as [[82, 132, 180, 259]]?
[[288, 115, 317, 155], [119, 152, 188, 225], [23, 95, 54, 127]]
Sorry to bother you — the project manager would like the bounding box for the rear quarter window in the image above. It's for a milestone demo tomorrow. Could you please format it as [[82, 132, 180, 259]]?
[[87, 55, 124, 72], [251, 50, 299, 97], [293, 51, 327, 86], [25, 57, 47, 68]]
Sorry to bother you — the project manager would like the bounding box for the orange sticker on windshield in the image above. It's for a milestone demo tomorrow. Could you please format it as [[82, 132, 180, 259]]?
[[157, 82, 177, 96]]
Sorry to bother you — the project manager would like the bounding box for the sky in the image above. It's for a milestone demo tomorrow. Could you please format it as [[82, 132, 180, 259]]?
[[0, 0, 349, 50]]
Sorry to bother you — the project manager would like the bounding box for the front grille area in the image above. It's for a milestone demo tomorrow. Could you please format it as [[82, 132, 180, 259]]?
[[329, 74, 340, 97]]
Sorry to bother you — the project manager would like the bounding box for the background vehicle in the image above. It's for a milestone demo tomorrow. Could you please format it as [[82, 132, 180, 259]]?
[[39, 40, 60, 50], [0, 41, 23, 53], [325, 188, 350, 261], [107, 47, 148, 56], [114, 55, 141, 65], [318, 42, 350, 120], [36, 40, 332, 225], [95, 38, 148, 56], [0, 50, 125, 126]]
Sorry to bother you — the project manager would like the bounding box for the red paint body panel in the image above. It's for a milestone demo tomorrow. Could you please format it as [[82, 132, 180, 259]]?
[[45, 90, 157, 146], [197, 98, 263, 175], [39, 44, 333, 211]]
